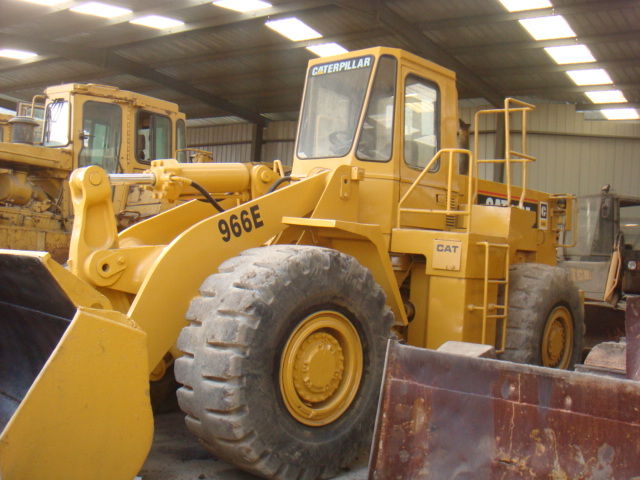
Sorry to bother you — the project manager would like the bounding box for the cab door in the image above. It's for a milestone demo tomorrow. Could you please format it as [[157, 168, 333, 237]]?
[[396, 61, 463, 231], [75, 98, 123, 174]]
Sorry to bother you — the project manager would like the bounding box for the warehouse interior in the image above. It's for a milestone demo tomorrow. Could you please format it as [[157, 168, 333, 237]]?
[[1, 1, 639, 479], [1, 0, 639, 196]]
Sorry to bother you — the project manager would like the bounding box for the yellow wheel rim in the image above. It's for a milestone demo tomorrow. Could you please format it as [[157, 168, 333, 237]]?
[[279, 310, 363, 427], [541, 305, 574, 369]]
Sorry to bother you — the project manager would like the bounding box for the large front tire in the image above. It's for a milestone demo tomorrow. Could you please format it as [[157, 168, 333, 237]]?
[[502, 263, 584, 369], [175, 246, 393, 479]]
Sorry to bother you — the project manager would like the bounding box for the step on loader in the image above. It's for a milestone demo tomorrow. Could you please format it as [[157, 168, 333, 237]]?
[[0, 47, 581, 479]]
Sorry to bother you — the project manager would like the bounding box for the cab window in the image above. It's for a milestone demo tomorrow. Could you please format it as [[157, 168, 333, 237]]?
[[137, 111, 171, 163], [43, 99, 70, 147], [404, 75, 439, 171], [176, 119, 187, 163], [297, 55, 374, 159], [78, 101, 122, 173], [356, 55, 397, 162]]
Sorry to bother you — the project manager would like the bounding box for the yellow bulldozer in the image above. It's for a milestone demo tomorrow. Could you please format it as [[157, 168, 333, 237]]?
[[0, 83, 187, 262], [0, 47, 582, 479]]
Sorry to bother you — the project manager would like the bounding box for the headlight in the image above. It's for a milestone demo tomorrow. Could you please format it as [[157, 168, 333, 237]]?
[[628, 260, 637, 271]]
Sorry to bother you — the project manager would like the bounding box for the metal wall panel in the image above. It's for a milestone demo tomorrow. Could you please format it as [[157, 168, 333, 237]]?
[[187, 121, 296, 165], [189, 105, 639, 197], [461, 103, 640, 197]]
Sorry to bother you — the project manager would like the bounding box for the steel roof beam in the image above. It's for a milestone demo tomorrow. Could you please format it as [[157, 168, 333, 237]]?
[[475, 58, 640, 77], [0, 1, 76, 29], [0, 1, 335, 73], [149, 29, 382, 69], [0, 33, 267, 124], [417, 0, 638, 31], [452, 30, 640, 56], [576, 102, 640, 111], [89, 0, 336, 49], [345, 0, 504, 106], [510, 83, 640, 95], [0, 71, 119, 94]]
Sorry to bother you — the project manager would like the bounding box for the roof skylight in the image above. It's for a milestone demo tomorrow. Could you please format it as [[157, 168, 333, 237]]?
[[0, 48, 38, 59], [544, 45, 595, 65], [519, 15, 575, 40], [212, 0, 272, 12], [306, 43, 348, 57], [601, 108, 639, 120], [70, 2, 132, 18], [566, 69, 613, 86], [130, 15, 184, 29], [585, 90, 627, 104], [497, 0, 552, 12], [265, 18, 322, 42], [18, 0, 67, 5]]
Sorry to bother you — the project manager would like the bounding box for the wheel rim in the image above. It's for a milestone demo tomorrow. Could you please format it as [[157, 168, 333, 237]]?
[[279, 310, 363, 427], [541, 305, 574, 368]]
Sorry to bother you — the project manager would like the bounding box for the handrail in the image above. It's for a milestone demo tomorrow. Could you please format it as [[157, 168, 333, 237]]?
[[396, 148, 474, 229], [474, 97, 536, 209]]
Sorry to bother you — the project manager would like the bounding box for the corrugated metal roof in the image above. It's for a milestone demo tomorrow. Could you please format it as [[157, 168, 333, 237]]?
[[0, 0, 637, 121]]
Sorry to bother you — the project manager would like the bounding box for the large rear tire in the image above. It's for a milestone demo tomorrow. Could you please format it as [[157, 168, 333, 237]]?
[[175, 245, 393, 479], [502, 263, 584, 369]]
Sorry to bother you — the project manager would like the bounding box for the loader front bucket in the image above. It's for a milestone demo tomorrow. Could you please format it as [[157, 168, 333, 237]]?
[[370, 340, 640, 479], [0, 251, 153, 480]]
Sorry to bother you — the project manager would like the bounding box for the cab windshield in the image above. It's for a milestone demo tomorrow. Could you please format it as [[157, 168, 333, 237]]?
[[43, 99, 70, 147], [297, 55, 374, 159], [621, 201, 640, 250], [565, 196, 612, 258]]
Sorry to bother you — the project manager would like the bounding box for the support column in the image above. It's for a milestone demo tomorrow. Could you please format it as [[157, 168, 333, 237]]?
[[250, 123, 264, 163]]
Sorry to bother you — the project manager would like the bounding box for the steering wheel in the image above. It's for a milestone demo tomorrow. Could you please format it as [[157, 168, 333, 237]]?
[[328, 130, 352, 155]]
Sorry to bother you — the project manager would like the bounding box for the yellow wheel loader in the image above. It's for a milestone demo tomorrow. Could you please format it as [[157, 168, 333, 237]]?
[[0, 83, 187, 262], [0, 47, 581, 479]]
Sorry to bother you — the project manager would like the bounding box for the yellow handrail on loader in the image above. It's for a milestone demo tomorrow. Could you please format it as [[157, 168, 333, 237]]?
[[397, 148, 474, 228], [474, 97, 536, 209]]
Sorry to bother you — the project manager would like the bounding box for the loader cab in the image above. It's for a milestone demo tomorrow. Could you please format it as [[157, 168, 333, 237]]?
[[292, 47, 460, 234], [40, 83, 187, 174]]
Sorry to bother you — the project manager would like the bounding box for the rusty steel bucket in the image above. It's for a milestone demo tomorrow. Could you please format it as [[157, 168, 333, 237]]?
[[369, 334, 640, 479]]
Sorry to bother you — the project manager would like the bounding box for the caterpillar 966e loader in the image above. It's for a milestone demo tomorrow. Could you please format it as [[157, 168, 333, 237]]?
[[0, 47, 581, 480], [0, 83, 187, 262]]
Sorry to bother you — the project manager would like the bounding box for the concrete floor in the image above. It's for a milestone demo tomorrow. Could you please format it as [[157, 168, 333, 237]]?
[[138, 412, 369, 480]]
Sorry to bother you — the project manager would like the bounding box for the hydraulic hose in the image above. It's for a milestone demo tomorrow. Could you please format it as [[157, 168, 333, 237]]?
[[267, 176, 293, 194], [188, 180, 225, 213]]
